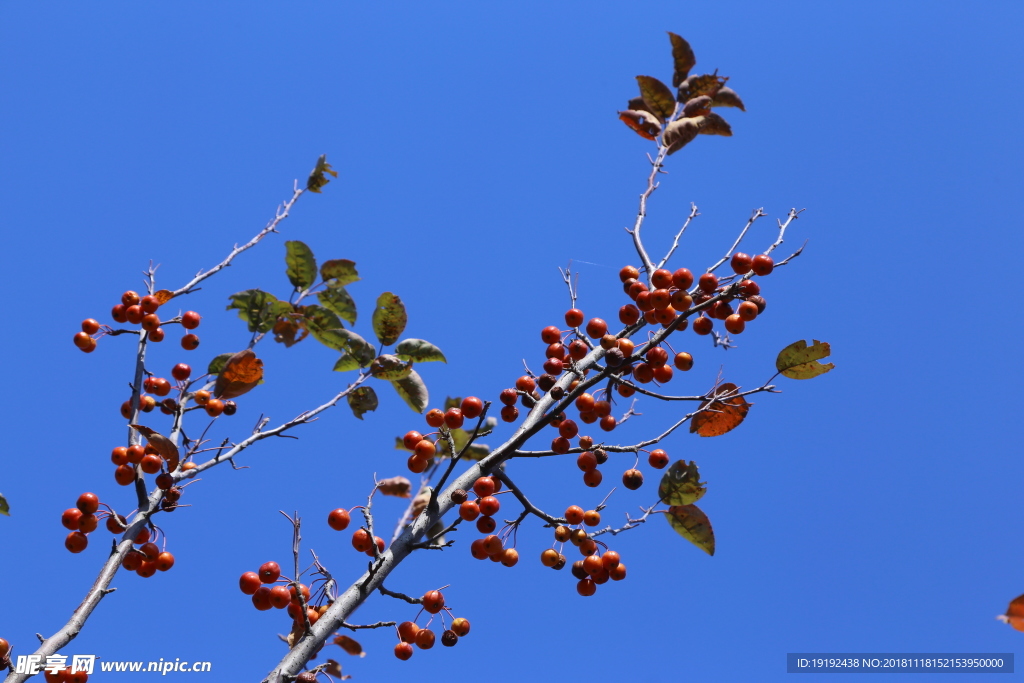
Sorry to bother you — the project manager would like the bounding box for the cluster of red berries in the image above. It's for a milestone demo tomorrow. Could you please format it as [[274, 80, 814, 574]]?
[[73, 290, 203, 353], [449, 476, 518, 566], [393, 591, 471, 660], [239, 562, 324, 626], [109, 442, 196, 489], [544, 505, 627, 596], [328, 505, 388, 557], [401, 396, 484, 474]]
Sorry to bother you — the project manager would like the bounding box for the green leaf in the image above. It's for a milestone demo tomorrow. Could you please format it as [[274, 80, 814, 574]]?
[[666, 504, 715, 556], [370, 354, 414, 380], [372, 292, 407, 346], [306, 154, 338, 193], [391, 369, 429, 413], [285, 240, 317, 291], [668, 32, 696, 87], [347, 386, 378, 420], [319, 286, 357, 325], [339, 329, 375, 367], [776, 339, 835, 380], [0, 492, 9, 516], [320, 259, 360, 287], [334, 353, 361, 373], [207, 352, 235, 376], [303, 305, 348, 351], [658, 460, 706, 505], [636, 75, 676, 122], [395, 338, 446, 363], [226, 289, 289, 333]]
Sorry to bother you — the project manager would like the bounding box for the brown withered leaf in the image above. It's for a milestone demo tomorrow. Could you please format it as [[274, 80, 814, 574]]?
[[627, 96, 655, 115], [153, 290, 174, 304], [306, 154, 338, 193], [618, 110, 662, 141], [332, 635, 365, 657], [214, 349, 264, 399], [678, 73, 728, 103], [698, 112, 733, 137], [689, 382, 750, 437], [711, 86, 746, 111], [411, 486, 431, 519], [636, 75, 676, 122], [667, 504, 715, 555], [324, 660, 350, 679], [273, 314, 309, 347], [668, 32, 696, 87], [377, 476, 412, 498], [662, 117, 701, 154], [129, 424, 180, 472], [682, 95, 712, 118]]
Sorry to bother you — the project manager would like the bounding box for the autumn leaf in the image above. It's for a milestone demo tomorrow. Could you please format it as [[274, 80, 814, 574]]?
[[776, 339, 835, 380], [303, 305, 348, 351], [668, 32, 696, 87], [0, 492, 9, 516], [662, 117, 701, 154], [394, 338, 446, 363], [226, 290, 290, 334], [347, 386, 378, 420], [636, 75, 676, 122], [667, 504, 715, 555], [273, 313, 309, 347], [320, 259, 360, 287], [207, 352, 233, 376], [129, 424, 180, 472], [377, 476, 412, 498], [658, 460, 706, 505], [319, 286, 357, 325], [998, 594, 1024, 632], [678, 73, 728, 103], [370, 354, 414, 380], [682, 95, 712, 118], [284, 240, 317, 291], [618, 110, 662, 141], [306, 154, 337, 193], [411, 486, 431, 518], [689, 382, 750, 437], [711, 86, 746, 111], [153, 289, 174, 304], [698, 112, 733, 137], [214, 349, 264, 399], [372, 292, 407, 346], [332, 634, 365, 657], [392, 370, 428, 413]]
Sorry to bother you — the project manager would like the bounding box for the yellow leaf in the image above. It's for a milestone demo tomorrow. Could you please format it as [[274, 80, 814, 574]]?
[[667, 504, 715, 555], [776, 339, 835, 380]]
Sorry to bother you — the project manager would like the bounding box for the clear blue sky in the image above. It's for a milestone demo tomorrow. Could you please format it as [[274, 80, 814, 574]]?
[[2, 3, 1023, 681]]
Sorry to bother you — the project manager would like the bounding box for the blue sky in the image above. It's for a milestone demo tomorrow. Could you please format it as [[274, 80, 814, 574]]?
[[2, 3, 1023, 681]]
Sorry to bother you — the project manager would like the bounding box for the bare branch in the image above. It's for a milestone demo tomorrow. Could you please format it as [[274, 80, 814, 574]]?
[[656, 202, 700, 270], [706, 208, 766, 274]]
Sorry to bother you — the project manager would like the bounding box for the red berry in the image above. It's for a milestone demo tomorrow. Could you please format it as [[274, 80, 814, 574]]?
[[671, 290, 693, 310], [425, 408, 445, 428], [622, 469, 644, 490], [568, 339, 588, 360], [171, 363, 191, 381], [648, 449, 669, 468], [459, 500, 480, 521], [565, 505, 584, 524], [398, 621, 419, 643], [414, 628, 436, 650], [414, 439, 436, 459], [140, 295, 161, 314], [252, 586, 273, 611], [61, 508, 83, 530], [692, 316, 713, 335], [181, 333, 200, 350], [181, 311, 201, 329], [738, 301, 759, 321], [730, 252, 753, 274], [583, 469, 603, 487], [114, 464, 135, 486], [565, 308, 584, 327], [751, 254, 774, 276], [77, 492, 99, 514], [577, 451, 597, 471], [451, 617, 470, 636], [444, 408, 464, 429], [651, 268, 673, 289], [73, 331, 93, 350], [599, 416, 616, 432], [672, 268, 694, 290], [738, 279, 761, 297], [476, 515, 496, 533], [460, 396, 483, 419], [577, 578, 597, 596], [111, 303, 128, 323], [328, 508, 351, 531], [422, 590, 445, 614], [478, 496, 500, 516], [500, 405, 519, 422], [515, 376, 536, 393], [125, 305, 143, 325], [585, 318, 608, 339], [674, 352, 694, 370], [81, 318, 101, 334], [106, 514, 127, 534], [258, 561, 281, 584], [653, 364, 674, 383], [541, 326, 562, 344], [472, 477, 495, 498], [351, 528, 373, 553], [122, 291, 140, 306], [239, 572, 261, 594], [65, 531, 88, 553], [155, 551, 175, 572], [619, 304, 640, 325], [724, 314, 745, 334], [394, 642, 414, 660], [149, 327, 165, 344], [698, 273, 718, 293], [619, 265, 640, 282]]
